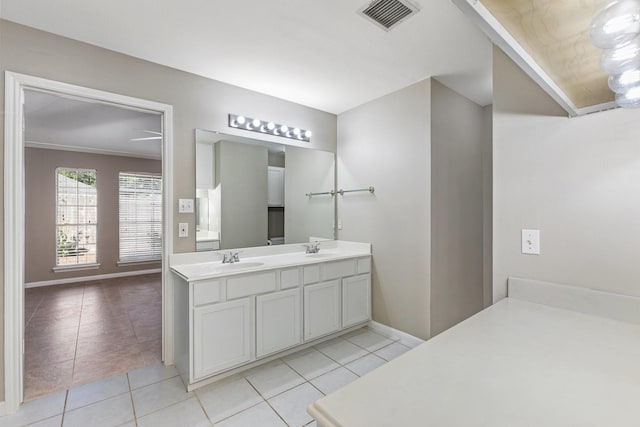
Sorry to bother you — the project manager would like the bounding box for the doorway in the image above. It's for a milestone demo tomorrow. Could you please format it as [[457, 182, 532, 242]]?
[[4, 72, 175, 413]]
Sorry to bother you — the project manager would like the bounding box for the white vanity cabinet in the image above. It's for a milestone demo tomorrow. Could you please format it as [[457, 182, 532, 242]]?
[[342, 274, 371, 328], [304, 280, 341, 341], [172, 253, 371, 389], [256, 288, 301, 357], [193, 298, 251, 379]]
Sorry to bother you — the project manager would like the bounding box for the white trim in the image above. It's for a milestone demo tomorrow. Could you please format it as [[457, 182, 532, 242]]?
[[25, 268, 162, 288], [4, 71, 174, 414], [451, 0, 617, 117], [367, 320, 425, 348], [52, 263, 101, 273], [0, 400, 6, 416], [25, 140, 161, 160], [116, 259, 162, 267]]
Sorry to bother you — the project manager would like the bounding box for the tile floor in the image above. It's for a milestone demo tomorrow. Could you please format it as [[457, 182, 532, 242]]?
[[24, 274, 162, 400], [3, 327, 418, 427]]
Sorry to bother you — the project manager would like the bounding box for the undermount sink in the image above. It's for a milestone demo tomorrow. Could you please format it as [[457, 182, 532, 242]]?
[[214, 261, 265, 271]]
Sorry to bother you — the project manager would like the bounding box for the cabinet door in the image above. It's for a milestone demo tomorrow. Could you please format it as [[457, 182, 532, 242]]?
[[267, 166, 285, 207], [304, 280, 341, 341], [256, 288, 301, 358], [193, 298, 251, 380], [342, 274, 371, 328]]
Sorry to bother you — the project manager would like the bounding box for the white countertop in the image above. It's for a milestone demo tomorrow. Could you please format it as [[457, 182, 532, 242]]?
[[171, 240, 371, 282], [308, 293, 640, 426]]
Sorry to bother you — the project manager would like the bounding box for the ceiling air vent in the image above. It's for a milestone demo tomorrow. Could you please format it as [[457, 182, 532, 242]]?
[[359, 0, 420, 31]]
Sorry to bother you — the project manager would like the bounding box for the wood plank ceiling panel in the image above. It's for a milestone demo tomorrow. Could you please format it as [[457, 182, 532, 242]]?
[[482, 0, 613, 108]]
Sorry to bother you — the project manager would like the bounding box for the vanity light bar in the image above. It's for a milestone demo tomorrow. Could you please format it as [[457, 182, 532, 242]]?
[[228, 114, 312, 142]]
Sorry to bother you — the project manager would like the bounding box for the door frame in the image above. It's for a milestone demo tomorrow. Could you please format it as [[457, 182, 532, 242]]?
[[4, 71, 175, 413]]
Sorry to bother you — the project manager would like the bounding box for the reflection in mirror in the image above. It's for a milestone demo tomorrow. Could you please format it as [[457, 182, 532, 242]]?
[[195, 129, 335, 251]]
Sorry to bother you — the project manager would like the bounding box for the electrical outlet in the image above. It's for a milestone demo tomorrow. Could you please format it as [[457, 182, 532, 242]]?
[[178, 222, 189, 238], [522, 229, 540, 255], [337, 219, 343, 230], [179, 198, 194, 213]]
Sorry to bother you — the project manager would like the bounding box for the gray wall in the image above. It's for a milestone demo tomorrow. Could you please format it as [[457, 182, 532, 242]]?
[[429, 80, 486, 336], [25, 148, 162, 283], [482, 105, 493, 308], [337, 80, 432, 340], [0, 19, 337, 402], [493, 46, 640, 301], [284, 146, 335, 244], [217, 141, 268, 249]]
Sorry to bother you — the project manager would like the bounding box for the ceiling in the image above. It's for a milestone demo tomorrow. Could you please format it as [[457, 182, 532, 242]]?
[[25, 90, 162, 159], [0, 0, 493, 114], [453, 0, 615, 116]]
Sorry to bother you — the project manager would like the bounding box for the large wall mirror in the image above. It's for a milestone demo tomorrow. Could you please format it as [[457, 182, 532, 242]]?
[[195, 129, 336, 251]]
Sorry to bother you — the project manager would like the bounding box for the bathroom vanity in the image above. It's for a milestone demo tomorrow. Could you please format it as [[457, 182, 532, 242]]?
[[171, 240, 371, 389]]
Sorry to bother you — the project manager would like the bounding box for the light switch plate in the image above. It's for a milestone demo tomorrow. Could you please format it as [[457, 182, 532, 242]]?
[[178, 222, 188, 238], [522, 229, 540, 255], [179, 199, 194, 213]]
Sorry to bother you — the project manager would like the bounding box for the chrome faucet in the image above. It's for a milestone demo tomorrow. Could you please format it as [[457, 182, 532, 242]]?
[[222, 251, 240, 264], [305, 242, 320, 254]]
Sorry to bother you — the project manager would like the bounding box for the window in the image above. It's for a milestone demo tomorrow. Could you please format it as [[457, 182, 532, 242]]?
[[119, 172, 162, 262], [56, 168, 98, 266]]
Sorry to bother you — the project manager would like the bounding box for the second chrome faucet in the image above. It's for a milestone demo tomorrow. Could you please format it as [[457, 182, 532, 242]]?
[[222, 251, 241, 264]]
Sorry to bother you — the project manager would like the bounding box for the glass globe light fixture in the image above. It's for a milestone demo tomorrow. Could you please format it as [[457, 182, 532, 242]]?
[[590, 0, 640, 49], [599, 35, 640, 74], [615, 84, 640, 107], [608, 68, 640, 92]]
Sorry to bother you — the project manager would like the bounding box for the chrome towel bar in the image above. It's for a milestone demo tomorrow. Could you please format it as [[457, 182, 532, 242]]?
[[305, 190, 335, 198], [337, 186, 375, 196]]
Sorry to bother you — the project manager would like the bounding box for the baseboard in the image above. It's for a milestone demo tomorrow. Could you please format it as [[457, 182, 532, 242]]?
[[0, 400, 6, 416], [368, 320, 425, 348], [25, 268, 161, 288]]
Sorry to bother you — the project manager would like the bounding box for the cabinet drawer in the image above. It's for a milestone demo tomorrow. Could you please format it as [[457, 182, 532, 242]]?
[[193, 279, 222, 306], [357, 257, 371, 274], [303, 265, 320, 285], [281, 267, 301, 290], [227, 271, 277, 299], [322, 260, 356, 280]]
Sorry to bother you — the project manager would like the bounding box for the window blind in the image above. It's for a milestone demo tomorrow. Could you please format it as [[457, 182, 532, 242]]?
[[119, 173, 162, 262]]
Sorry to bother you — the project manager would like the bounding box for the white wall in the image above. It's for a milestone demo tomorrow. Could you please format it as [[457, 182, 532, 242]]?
[[337, 80, 431, 339], [284, 146, 335, 244], [429, 79, 486, 336], [493, 47, 640, 301]]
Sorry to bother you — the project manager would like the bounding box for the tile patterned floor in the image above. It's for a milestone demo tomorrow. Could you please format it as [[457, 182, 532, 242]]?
[[24, 274, 162, 400], [3, 327, 419, 427]]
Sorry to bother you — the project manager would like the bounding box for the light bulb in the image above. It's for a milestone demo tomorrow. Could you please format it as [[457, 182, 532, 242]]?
[[266, 122, 276, 131], [609, 68, 640, 92], [292, 128, 301, 137], [304, 130, 312, 139], [616, 85, 640, 107], [279, 125, 289, 133], [590, 0, 640, 49], [236, 115, 246, 125], [600, 35, 640, 74], [249, 118, 261, 129]]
